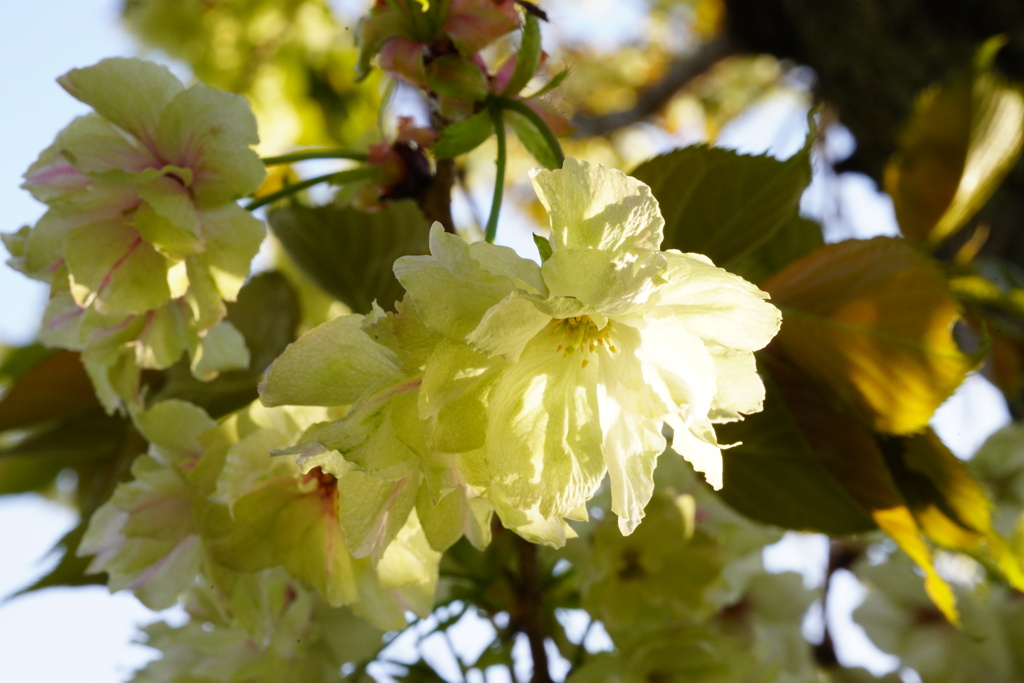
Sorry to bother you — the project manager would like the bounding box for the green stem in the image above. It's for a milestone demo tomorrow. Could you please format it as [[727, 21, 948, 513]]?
[[485, 104, 507, 244], [261, 149, 368, 165], [245, 167, 376, 211], [495, 97, 566, 169]]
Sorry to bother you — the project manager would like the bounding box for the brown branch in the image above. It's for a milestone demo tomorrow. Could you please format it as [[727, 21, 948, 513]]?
[[571, 35, 744, 137], [516, 536, 553, 683], [813, 540, 862, 669], [415, 157, 457, 233]]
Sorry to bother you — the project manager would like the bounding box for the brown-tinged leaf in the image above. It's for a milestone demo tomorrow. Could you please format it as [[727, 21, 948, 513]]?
[[721, 355, 960, 623], [766, 237, 979, 434], [885, 38, 1024, 246], [0, 350, 99, 431], [882, 430, 1024, 590]]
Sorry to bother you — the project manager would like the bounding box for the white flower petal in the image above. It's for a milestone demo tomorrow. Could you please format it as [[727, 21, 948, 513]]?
[[658, 251, 781, 351], [530, 159, 664, 254], [666, 414, 724, 490]]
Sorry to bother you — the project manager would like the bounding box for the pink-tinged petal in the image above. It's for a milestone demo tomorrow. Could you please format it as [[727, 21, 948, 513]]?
[[191, 203, 265, 302], [491, 54, 520, 94], [135, 176, 204, 256], [445, 0, 520, 54], [39, 290, 87, 351], [156, 83, 264, 203], [52, 113, 160, 179], [22, 142, 91, 202], [58, 58, 183, 152], [379, 37, 429, 87], [64, 218, 176, 315]]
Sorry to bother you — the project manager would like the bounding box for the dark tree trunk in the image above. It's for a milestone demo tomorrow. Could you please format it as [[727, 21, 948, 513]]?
[[723, 0, 1024, 262]]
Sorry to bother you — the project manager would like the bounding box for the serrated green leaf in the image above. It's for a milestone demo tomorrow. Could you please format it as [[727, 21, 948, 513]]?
[[630, 126, 813, 267], [727, 215, 824, 286], [433, 110, 493, 159], [269, 201, 430, 314], [502, 13, 541, 97], [716, 360, 877, 535]]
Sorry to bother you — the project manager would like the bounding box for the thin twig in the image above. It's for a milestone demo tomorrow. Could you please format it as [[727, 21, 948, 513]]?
[[261, 149, 368, 165], [245, 168, 375, 211], [572, 35, 743, 136]]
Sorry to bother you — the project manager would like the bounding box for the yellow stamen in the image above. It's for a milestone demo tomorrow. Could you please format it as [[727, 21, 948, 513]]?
[[548, 315, 616, 368]]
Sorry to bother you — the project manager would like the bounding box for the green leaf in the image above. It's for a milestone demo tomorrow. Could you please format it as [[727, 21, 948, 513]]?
[[720, 355, 960, 624], [223, 272, 301, 373], [727, 215, 824, 286], [0, 412, 125, 464], [505, 106, 561, 170], [716, 360, 877, 535], [533, 233, 553, 262], [268, 201, 430, 314], [765, 237, 979, 434], [433, 110, 494, 159], [630, 124, 813, 267], [886, 37, 1024, 246], [501, 13, 542, 97], [0, 344, 54, 383]]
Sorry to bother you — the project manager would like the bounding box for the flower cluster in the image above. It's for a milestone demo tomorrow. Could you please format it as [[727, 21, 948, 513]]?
[[81, 399, 439, 628], [3, 58, 266, 411], [355, 0, 570, 128], [262, 159, 781, 545]]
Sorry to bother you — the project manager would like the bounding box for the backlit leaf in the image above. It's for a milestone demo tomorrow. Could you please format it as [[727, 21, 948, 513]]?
[[269, 201, 430, 314], [432, 110, 493, 159], [717, 358, 877, 535], [630, 119, 813, 267], [882, 430, 1024, 590], [886, 38, 1024, 246], [766, 237, 979, 434], [720, 356, 961, 623]]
